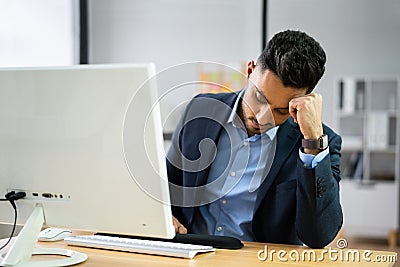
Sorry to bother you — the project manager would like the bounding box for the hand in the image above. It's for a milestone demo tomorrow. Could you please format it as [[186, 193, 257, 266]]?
[[172, 216, 187, 234], [289, 93, 323, 154]]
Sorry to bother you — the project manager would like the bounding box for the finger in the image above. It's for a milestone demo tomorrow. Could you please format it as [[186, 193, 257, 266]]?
[[172, 216, 187, 234], [172, 217, 179, 232], [178, 225, 188, 234], [289, 100, 298, 123]]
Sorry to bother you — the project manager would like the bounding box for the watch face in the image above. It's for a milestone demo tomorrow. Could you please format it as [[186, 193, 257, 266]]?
[[320, 134, 328, 149]]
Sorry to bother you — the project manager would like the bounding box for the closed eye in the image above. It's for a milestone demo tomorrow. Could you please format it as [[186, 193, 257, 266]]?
[[276, 108, 289, 115], [254, 88, 268, 104]]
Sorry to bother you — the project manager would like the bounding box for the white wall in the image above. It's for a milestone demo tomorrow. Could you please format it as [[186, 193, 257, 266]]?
[[88, 0, 262, 71], [88, 0, 263, 132], [89, 0, 400, 131], [268, 0, 400, 130]]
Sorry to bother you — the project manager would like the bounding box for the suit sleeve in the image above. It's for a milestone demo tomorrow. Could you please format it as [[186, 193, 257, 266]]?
[[295, 133, 343, 248], [166, 108, 186, 222]]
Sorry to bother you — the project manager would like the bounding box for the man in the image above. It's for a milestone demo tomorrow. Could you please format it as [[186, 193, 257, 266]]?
[[166, 30, 342, 248]]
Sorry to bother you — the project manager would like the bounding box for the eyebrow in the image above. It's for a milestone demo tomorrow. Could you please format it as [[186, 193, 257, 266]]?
[[255, 86, 289, 111], [255, 86, 269, 103]]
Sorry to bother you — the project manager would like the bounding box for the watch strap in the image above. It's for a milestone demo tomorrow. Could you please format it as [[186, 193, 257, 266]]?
[[302, 134, 328, 150]]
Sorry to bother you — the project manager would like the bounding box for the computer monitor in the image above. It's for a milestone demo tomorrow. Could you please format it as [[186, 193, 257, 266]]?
[[0, 64, 175, 266]]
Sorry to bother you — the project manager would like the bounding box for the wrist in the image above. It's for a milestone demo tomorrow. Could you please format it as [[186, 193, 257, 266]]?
[[302, 127, 323, 140], [302, 147, 322, 155], [303, 131, 323, 140]]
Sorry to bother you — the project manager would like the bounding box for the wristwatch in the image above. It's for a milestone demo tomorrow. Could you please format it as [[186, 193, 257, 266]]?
[[302, 134, 328, 151]]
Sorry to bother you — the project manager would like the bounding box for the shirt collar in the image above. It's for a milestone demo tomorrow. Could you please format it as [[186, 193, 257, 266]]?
[[227, 90, 244, 125], [227, 90, 279, 141]]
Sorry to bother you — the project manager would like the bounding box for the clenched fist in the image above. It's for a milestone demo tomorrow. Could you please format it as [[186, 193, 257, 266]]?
[[289, 93, 324, 155]]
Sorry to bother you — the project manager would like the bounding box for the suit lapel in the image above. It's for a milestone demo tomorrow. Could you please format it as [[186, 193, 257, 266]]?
[[183, 92, 239, 217], [255, 118, 301, 210], [194, 92, 239, 186]]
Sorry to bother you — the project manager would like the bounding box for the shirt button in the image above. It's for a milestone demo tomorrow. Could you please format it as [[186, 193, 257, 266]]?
[[230, 171, 236, 177], [222, 199, 227, 205], [217, 226, 223, 232], [243, 141, 248, 146]]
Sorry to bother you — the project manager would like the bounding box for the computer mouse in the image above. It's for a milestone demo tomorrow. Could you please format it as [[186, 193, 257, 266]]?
[[37, 227, 72, 242]]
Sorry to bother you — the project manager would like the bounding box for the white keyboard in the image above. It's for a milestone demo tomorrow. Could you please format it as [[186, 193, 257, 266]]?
[[64, 235, 215, 259]]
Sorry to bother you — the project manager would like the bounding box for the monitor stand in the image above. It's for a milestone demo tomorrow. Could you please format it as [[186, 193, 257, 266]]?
[[0, 204, 87, 267]]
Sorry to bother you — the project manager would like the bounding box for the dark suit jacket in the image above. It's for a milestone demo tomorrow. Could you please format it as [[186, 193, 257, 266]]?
[[166, 92, 343, 248]]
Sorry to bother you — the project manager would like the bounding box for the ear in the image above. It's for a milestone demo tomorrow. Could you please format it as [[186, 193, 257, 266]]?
[[246, 60, 256, 78]]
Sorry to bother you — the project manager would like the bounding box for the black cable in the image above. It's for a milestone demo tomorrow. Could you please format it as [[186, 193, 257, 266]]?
[[0, 204, 17, 251], [0, 191, 26, 251]]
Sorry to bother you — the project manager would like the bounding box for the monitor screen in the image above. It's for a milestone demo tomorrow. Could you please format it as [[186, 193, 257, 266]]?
[[0, 64, 175, 245]]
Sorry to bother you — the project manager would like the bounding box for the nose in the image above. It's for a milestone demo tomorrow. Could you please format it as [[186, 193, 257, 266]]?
[[256, 104, 274, 127]]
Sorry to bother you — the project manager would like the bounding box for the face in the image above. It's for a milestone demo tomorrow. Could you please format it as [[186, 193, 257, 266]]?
[[240, 61, 307, 137]]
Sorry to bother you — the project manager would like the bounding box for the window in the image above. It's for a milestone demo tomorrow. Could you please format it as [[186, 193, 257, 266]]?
[[0, 0, 77, 67]]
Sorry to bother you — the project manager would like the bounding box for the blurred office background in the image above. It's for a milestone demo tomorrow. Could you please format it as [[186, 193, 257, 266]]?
[[1, 0, 400, 254], [2, 0, 399, 130]]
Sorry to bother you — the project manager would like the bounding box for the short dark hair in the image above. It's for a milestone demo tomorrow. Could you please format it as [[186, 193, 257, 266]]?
[[257, 30, 326, 94]]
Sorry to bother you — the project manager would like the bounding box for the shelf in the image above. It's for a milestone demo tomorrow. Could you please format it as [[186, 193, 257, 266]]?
[[341, 136, 363, 150], [340, 179, 397, 233], [339, 110, 398, 116], [341, 178, 396, 185], [338, 111, 365, 117], [366, 146, 398, 153], [339, 119, 364, 137], [369, 109, 397, 116], [337, 76, 399, 238], [341, 147, 363, 152]]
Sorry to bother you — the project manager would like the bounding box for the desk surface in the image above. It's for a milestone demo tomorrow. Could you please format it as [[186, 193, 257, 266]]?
[[26, 236, 396, 267]]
